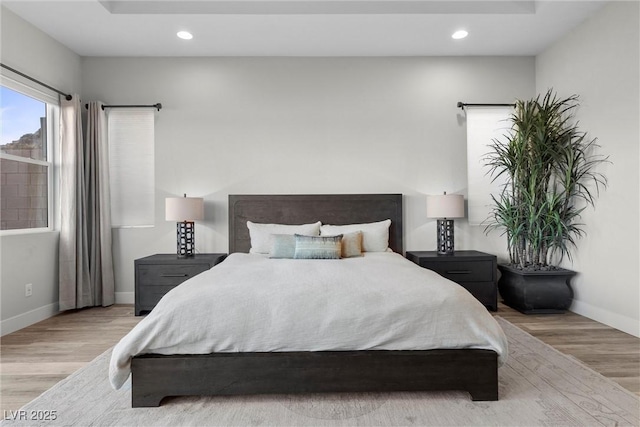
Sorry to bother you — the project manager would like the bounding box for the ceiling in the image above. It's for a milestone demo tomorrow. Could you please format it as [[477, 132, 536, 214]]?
[[3, 0, 608, 57]]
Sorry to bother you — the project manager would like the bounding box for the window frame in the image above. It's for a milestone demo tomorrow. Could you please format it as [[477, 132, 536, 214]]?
[[0, 75, 59, 235]]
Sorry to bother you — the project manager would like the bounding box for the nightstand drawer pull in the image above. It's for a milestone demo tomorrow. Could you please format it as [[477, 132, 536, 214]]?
[[160, 273, 189, 278], [447, 270, 472, 274]]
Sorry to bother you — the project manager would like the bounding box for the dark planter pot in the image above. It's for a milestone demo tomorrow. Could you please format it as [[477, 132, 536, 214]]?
[[497, 264, 576, 314]]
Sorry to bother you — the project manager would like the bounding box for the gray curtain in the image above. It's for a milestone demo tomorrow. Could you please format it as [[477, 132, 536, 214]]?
[[59, 99, 115, 310]]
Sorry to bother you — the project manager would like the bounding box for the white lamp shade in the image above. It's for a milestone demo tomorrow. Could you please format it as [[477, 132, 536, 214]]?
[[165, 197, 204, 221], [426, 194, 465, 219]]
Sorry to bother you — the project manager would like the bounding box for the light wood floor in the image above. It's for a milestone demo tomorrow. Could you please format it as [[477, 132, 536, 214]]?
[[498, 303, 640, 397], [0, 305, 141, 413], [0, 303, 638, 413]]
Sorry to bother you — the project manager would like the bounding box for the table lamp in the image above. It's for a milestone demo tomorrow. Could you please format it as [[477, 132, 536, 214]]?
[[426, 192, 465, 255], [165, 194, 204, 257]]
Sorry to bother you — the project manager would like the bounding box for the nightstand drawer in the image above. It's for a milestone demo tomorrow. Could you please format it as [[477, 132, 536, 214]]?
[[420, 260, 493, 282], [134, 253, 227, 316], [137, 285, 181, 310], [138, 284, 180, 296], [406, 250, 497, 311], [137, 264, 210, 287], [458, 281, 497, 307]]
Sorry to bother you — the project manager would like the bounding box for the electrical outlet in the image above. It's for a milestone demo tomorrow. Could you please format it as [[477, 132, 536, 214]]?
[[25, 283, 32, 297]]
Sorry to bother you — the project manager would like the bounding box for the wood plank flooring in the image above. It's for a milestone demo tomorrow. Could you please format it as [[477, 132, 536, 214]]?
[[498, 303, 640, 397], [0, 303, 638, 413], [0, 305, 141, 413]]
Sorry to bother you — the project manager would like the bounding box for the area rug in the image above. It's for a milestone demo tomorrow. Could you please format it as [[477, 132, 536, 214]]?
[[2, 318, 638, 426]]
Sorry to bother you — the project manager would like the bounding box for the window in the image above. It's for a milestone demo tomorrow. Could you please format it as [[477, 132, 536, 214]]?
[[108, 108, 155, 227], [0, 82, 56, 231], [465, 106, 513, 226]]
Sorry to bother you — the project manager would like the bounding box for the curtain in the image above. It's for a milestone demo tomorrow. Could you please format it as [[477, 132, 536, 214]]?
[[465, 106, 513, 226], [59, 95, 89, 310], [59, 98, 115, 310], [85, 102, 115, 306]]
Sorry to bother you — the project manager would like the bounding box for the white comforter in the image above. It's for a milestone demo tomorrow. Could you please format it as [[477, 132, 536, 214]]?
[[109, 252, 508, 389]]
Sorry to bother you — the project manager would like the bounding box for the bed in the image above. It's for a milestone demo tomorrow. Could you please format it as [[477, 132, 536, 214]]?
[[119, 194, 506, 407]]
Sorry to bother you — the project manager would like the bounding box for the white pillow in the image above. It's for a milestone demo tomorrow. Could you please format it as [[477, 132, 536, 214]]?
[[320, 219, 391, 252], [247, 221, 321, 254]]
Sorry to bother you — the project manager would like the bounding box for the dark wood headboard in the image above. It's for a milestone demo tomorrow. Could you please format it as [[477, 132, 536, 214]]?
[[228, 194, 403, 254]]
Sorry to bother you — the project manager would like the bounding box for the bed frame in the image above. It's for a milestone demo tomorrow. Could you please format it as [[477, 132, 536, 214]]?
[[130, 194, 498, 407]]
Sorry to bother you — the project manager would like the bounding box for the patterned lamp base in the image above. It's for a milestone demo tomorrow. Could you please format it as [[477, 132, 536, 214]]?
[[436, 219, 455, 255], [177, 221, 195, 257]]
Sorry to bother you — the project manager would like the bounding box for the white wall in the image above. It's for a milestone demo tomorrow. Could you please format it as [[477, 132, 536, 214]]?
[[536, 1, 640, 336], [81, 56, 535, 300], [5, 2, 635, 339], [0, 7, 82, 334]]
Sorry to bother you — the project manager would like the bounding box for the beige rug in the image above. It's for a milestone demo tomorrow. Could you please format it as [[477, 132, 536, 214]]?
[[2, 318, 638, 426]]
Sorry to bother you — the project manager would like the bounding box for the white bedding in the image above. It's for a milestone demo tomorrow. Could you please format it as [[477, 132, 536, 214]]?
[[109, 252, 508, 389]]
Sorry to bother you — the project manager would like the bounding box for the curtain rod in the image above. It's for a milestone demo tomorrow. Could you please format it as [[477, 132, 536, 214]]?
[[1, 63, 73, 101], [85, 103, 162, 111], [457, 102, 515, 110]]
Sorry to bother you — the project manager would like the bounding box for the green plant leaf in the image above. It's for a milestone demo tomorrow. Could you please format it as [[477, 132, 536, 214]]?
[[484, 89, 608, 269]]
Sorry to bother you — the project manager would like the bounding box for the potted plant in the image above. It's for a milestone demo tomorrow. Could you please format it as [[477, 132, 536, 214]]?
[[485, 89, 608, 313]]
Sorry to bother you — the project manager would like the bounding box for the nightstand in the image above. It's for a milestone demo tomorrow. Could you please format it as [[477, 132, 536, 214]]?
[[406, 250, 497, 311], [134, 253, 227, 316]]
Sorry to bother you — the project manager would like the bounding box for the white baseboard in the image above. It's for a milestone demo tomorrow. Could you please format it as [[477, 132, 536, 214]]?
[[115, 292, 134, 304], [1, 294, 135, 336], [0, 302, 59, 336], [571, 299, 640, 337]]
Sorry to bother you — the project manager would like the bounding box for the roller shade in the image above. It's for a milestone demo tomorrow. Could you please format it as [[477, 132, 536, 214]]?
[[108, 108, 155, 227], [465, 106, 512, 226]]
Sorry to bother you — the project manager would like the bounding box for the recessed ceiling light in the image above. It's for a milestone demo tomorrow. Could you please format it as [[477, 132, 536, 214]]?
[[452, 30, 468, 40], [177, 31, 193, 40]]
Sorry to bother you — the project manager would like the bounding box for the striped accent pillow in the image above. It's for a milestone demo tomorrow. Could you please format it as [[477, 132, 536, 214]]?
[[268, 234, 296, 259], [294, 234, 343, 259]]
